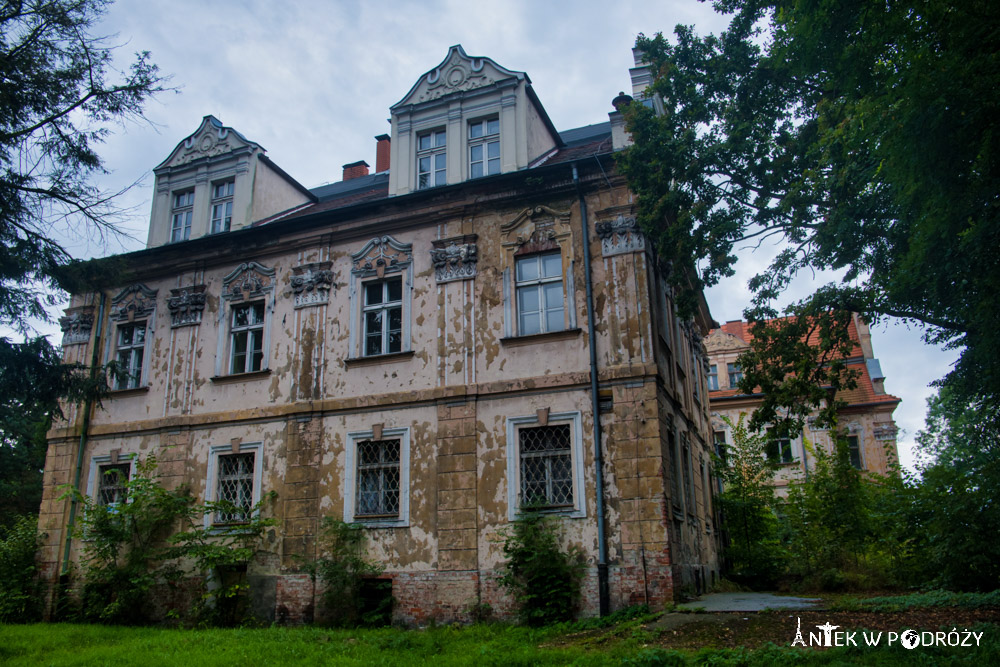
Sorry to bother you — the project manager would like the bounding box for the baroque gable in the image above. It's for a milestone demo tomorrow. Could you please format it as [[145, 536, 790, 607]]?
[[704, 328, 749, 353], [155, 115, 258, 171], [392, 44, 525, 108]]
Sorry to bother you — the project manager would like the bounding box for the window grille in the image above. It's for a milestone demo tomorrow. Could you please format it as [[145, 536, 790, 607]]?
[[356, 439, 401, 517], [97, 463, 130, 506], [519, 424, 573, 508], [215, 452, 255, 523]]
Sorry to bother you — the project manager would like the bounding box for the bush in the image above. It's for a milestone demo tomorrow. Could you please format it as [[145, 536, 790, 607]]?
[[499, 510, 584, 626], [0, 515, 44, 623], [305, 518, 390, 627]]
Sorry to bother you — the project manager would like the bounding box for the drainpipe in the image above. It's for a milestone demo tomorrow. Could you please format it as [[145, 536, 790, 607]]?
[[61, 291, 106, 576], [573, 163, 609, 616]]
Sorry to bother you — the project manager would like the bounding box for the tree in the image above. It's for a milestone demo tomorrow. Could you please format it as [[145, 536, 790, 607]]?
[[0, 0, 165, 514], [618, 0, 1000, 422]]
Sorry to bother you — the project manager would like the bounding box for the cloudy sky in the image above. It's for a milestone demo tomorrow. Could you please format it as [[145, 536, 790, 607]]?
[[61, 0, 957, 470]]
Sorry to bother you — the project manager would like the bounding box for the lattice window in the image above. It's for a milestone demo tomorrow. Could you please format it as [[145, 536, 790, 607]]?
[[519, 424, 573, 508], [356, 439, 401, 518], [215, 452, 255, 523], [97, 463, 130, 506]]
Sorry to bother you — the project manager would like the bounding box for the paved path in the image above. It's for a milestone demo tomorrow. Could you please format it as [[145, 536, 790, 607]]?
[[677, 592, 823, 612]]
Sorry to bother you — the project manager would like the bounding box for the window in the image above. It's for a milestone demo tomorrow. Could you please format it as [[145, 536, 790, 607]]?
[[171, 190, 193, 242], [713, 430, 727, 465], [707, 365, 719, 390], [96, 463, 130, 506], [468, 118, 499, 178], [344, 427, 411, 527], [230, 302, 265, 374], [417, 129, 446, 189], [767, 428, 795, 464], [727, 362, 743, 388], [355, 439, 401, 518], [211, 180, 234, 233], [846, 435, 862, 469], [515, 253, 564, 335], [363, 278, 402, 356], [215, 452, 256, 523], [506, 412, 584, 519], [114, 322, 145, 389]]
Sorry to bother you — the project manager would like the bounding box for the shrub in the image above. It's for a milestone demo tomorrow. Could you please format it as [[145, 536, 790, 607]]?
[[499, 510, 584, 626], [0, 515, 44, 623]]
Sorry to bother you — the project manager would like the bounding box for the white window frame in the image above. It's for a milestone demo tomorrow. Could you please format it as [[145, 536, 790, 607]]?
[[205, 442, 263, 528], [707, 364, 719, 391], [416, 128, 447, 189], [514, 252, 565, 336], [210, 180, 234, 234], [468, 117, 500, 179], [171, 190, 193, 243], [86, 454, 135, 507], [506, 411, 585, 520], [113, 321, 147, 390], [216, 262, 276, 378], [344, 427, 411, 527], [348, 237, 414, 359], [229, 301, 266, 374], [361, 277, 403, 357], [726, 362, 743, 388]]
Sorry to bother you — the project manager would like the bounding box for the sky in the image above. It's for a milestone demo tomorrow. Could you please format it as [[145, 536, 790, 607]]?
[[36, 0, 957, 471]]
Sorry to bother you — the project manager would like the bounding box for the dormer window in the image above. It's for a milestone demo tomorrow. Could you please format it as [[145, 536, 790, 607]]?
[[170, 191, 194, 242], [469, 118, 500, 178], [417, 129, 446, 189], [211, 180, 234, 233]]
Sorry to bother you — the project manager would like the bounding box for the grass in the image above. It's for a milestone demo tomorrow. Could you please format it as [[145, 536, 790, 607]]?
[[831, 590, 1000, 612]]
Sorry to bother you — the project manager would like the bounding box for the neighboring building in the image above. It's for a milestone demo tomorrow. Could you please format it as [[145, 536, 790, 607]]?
[[706, 316, 901, 497], [39, 46, 720, 623]]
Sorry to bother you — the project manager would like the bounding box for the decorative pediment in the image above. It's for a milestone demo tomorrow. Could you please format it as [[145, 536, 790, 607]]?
[[393, 44, 524, 108], [110, 284, 158, 322], [155, 115, 258, 170], [873, 422, 898, 441], [59, 306, 94, 346], [430, 235, 478, 283], [222, 262, 276, 302], [595, 213, 645, 257], [167, 285, 207, 327], [500, 205, 572, 250], [291, 261, 335, 307], [704, 328, 748, 353], [351, 236, 413, 278]]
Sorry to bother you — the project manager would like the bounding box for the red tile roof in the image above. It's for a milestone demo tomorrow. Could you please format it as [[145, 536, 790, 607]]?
[[716, 317, 864, 359]]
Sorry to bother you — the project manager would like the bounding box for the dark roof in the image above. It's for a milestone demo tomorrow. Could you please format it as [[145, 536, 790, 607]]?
[[560, 122, 611, 146], [309, 172, 389, 202]]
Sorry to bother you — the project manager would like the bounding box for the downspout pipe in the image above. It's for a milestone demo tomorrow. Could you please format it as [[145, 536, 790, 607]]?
[[573, 163, 609, 616], [62, 291, 106, 576]]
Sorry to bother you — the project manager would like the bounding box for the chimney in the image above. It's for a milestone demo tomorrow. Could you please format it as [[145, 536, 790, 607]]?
[[342, 160, 369, 181], [375, 134, 391, 173]]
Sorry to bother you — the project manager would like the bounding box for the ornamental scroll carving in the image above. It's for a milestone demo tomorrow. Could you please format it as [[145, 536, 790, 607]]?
[[222, 262, 276, 302], [60, 307, 94, 346], [873, 422, 898, 441], [416, 48, 495, 103], [594, 214, 645, 257], [110, 284, 158, 322], [291, 261, 334, 307], [351, 236, 413, 278], [430, 235, 478, 283], [167, 285, 207, 327], [500, 205, 572, 251]]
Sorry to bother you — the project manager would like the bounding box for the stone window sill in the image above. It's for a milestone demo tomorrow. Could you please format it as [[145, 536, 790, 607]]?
[[500, 328, 581, 347], [344, 350, 415, 368], [210, 369, 272, 385], [108, 386, 149, 398]]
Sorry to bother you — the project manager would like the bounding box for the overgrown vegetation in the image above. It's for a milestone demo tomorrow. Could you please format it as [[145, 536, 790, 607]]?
[[499, 510, 584, 626], [304, 517, 390, 627], [0, 516, 44, 623]]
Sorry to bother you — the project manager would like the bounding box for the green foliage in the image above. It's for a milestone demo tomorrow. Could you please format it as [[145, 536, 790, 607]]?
[[833, 589, 1000, 613], [713, 414, 783, 587], [499, 510, 584, 626], [0, 515, 44, 623], [619, 0, 1000, 421], [303, 517, 389, 627]]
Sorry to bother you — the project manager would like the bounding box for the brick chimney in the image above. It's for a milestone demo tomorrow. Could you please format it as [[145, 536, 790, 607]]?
[[375, 134, 391, 173], [343, 160, 370, 181]]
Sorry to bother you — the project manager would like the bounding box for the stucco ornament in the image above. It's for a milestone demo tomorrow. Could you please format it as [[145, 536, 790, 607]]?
[[351, 236, 413, 278], [873, 422, 899, 441], [291, 261, 335, 307], [704, 328, 749, 353], [418, 49, 493, 102], [430, 235, 478, 283], [59, 307, 94, 346], [500, 205, 572, 250], [110, 284, 158, 322], [222, 261, 276, 302], [595, 214, 645, 256], [167, 285, 207, 327]]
